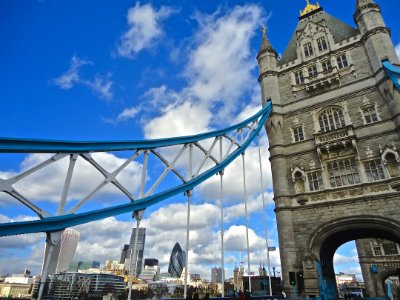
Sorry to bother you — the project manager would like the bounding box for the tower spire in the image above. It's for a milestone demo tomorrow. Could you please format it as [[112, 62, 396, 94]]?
[[257, 24, 275, 57]]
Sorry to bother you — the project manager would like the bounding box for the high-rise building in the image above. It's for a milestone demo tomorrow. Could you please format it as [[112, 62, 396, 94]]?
[[44, 228, 80, 275], [168, 242, 186, 277], [124, 227, 146, 277], [211, 267, 224, 283], [120, 244, 129, 264]]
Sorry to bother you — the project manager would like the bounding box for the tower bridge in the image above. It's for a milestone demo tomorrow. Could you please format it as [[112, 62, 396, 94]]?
[[1, 0, 400, 299]]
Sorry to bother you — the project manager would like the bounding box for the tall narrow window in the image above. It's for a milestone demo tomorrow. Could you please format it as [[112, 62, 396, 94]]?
[[295, 71, 304, 85], [317, 37, 328, 51], [293, 126, 305, 142], [303, 42, 313, 57], [363, 107, 378, 124], [385, 153, 399, 177], [318, 108, 346, 132], [364, 159, 385, 181], [372, 245, 382, 256], [308, 171, 324, 191], [327, 158, 360, 187], [337, 54, 348, 69], [382, 242, 399, 255], [322, 60, 332, 72], [308, 65, 318, 77]]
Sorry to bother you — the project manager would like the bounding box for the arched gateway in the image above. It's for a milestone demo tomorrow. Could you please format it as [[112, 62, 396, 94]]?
[[257, 0, 400, 298]]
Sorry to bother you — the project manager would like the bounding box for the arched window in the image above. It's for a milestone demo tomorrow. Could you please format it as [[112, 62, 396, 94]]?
[[294, 172, 305, 193], [385, 153, 399, 177], [318, 107, 345, 132]]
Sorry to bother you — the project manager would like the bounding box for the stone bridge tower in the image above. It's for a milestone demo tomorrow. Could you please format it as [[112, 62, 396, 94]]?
[[257, 0, 400, 298]]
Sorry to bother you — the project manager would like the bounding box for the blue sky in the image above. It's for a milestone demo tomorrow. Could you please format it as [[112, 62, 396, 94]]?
[[0, 0, 399, 280]]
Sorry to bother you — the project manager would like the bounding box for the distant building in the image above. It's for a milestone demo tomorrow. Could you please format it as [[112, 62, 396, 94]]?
[[168, 242, 186, 277], [69, 261, 100, 272], [233, 263, 244, 292], [124, 227, 146, 277], [104, 260, 126, 277], [139, 259, 160, 282], [120, 244, 129, 264], [0, 270, 33, 298], [45, 228, 80, 275], [32, 272, 125, 299], [211, 267, 224, 283]]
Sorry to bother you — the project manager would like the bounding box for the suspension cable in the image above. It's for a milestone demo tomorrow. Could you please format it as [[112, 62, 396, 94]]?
[[241, 151, 252, 293], [184, 190, 192, 299], [219, 136, 225, 297], [258, 136, 272, 296], [127, 210, 144, 300]]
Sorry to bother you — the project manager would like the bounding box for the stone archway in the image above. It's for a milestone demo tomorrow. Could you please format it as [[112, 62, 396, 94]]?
[[305, 216, 400, 299]]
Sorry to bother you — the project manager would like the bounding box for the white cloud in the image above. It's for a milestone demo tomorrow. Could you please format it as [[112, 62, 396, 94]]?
[[396, 43, 400, 60], [117, 4, 265, 130], [84, 74, 114, 101], [53, 56, 91, 89], [144, 102, 211, 138], [333, 253, 358, 265], [117, 3, 175, 58], [117, 107, 141, 122], [53, 56, 114, 101]]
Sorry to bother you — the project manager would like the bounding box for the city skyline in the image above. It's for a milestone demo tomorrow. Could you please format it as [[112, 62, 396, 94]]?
[[1, 0, 400, 281]]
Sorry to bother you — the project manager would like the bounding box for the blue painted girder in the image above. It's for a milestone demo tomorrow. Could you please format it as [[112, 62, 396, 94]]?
[[0, 101, 272, 236]]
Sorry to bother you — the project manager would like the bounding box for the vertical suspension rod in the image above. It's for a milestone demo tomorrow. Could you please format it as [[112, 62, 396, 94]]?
[[242, 152, 252, 293], [219, 136, 225, 298], [184, 144, 193, 299], [258, 138, 272, 296]]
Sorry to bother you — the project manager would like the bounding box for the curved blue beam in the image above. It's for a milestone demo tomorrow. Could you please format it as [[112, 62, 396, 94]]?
[[0, 102, 271, 153], [0, 101, 272, 236], [383, 60, 400, 91]]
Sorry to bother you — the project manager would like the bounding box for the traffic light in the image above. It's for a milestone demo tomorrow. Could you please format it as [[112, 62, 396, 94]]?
[[289, 271, 296, 286], [297, 272, 304, 293]]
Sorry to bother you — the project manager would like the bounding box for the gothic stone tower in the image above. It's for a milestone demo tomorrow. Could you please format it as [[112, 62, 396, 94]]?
[[257, 1, 400, 298]]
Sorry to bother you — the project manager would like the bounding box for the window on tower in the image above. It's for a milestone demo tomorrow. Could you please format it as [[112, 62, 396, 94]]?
[[327, 158, 360, 188], [337, 54, 348, 69], [295, 71, 304, 85], [293, 126, 305, 142], [362, 106, 379, 124], [317, 37, 328, 51], [307, 171, 324, 191], [308, 65, 318, 77], [364, 159, 385, 181], [322, 60, 332, 72], [318, 107, 346, 132], [303, 42, 314, 57]]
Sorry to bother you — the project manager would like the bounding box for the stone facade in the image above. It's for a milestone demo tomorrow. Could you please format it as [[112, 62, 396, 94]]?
[[257, 0, 400, 298]]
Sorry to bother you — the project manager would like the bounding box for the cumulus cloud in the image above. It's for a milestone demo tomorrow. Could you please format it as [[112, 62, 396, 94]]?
[[333, 253, 359, 265], [396, 43, 400, 60], [53, 56, 91, 89], [117, 3, 176, 58], [53, 56, 114, 101]]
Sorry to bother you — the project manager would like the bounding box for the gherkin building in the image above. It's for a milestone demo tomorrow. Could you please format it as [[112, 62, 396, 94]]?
[[168, 242, 186, 277]]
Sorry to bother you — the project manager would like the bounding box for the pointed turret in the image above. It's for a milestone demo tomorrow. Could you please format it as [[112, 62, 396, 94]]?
[[257, 25, 277, 66], [354, 0, 399, 70], [257, 25, 281, 106]]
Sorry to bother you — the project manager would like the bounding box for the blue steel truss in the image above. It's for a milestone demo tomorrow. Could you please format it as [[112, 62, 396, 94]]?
[[0, 101, 272, 236], [383, 60, 400, 91]]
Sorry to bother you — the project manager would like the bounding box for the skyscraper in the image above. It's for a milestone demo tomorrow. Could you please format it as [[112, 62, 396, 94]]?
[[124, 227, 146, 277], [168, 242, 186, 277], [211, 267, 225, 283], [44, 228, 80, 275]]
